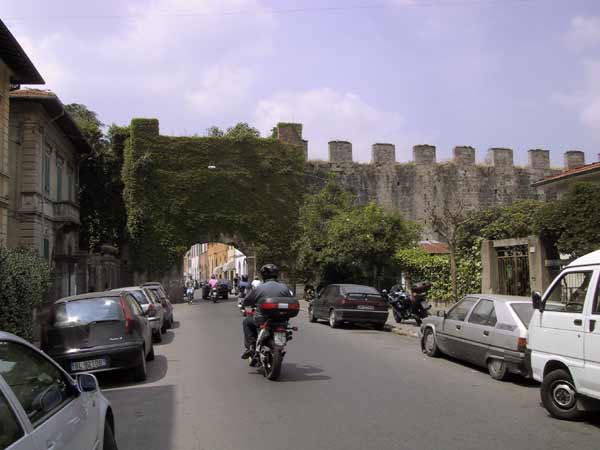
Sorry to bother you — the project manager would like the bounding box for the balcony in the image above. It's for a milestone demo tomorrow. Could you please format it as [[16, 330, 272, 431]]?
[[53, 201, 80, 225]]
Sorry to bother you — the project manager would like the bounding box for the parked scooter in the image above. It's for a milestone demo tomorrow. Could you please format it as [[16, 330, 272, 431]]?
[[386, 281, 432, 326]]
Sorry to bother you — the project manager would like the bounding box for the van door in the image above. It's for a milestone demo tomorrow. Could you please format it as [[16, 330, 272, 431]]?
[[582, 270, 600, 395], [535, 270, 593, 365]]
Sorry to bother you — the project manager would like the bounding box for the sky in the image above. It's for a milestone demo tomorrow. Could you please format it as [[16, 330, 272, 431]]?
[[2, 0, 600, 166]]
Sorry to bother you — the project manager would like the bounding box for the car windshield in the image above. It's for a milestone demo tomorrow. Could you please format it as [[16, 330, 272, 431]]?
[[343, 285, 379, 295], [53, 297, 124, 326], [149, 286, 165, 299], [129, 290, 149, 304], [510, 303, 534, 327]]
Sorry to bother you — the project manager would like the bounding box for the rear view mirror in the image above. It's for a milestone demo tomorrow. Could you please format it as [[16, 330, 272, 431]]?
[[437, 310, 446, 318], [78, 373, 99, 393], [32, 385, 62, 413], [532, 291, 543, 310]]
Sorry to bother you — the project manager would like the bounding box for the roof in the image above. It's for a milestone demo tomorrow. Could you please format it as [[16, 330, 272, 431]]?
[[532, 161, 600, 187], [567, 249, 600, 268], [111, 286, 143, 292], [467, 294, 531, 303], [419, 240, 450, 254], [55, 290, 121, 303], [0, 20, 44, 84], [10, 89, 91, 154]]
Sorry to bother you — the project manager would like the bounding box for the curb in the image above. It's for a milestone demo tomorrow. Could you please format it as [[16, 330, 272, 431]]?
[[385, 324, 419, 338]]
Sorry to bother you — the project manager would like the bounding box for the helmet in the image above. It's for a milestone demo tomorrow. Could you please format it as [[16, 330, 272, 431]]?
[[259, 263, 279, 281]]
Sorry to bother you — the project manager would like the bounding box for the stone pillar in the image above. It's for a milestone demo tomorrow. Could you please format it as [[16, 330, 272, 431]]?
[[328, 141, 353, 164], [371, 143, 395, 165], [528, 149, 550, 170], [413, 145, 436, 165], [486, 148, 513, 167], [453, 146, 475, 165], [564, 150, 585, 170], [481, 240, 499, 294], [527, 235, 551, 294]]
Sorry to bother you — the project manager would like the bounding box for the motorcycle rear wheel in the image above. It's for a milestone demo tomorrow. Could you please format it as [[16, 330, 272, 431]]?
[[392, 309, 402, 323], [264, 348, 283, 381]]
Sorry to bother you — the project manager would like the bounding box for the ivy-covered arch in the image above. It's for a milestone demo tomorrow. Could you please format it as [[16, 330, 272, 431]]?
[[122, 119, 306, 277]]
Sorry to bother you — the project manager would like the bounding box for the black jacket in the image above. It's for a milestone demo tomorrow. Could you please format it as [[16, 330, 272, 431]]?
[[242, 279, 293, 309]]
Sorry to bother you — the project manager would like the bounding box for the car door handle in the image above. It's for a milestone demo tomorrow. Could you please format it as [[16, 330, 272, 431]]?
[[574, 319, 582, 326], [456, 325, 461, 330], [483, 330, 490, 336]]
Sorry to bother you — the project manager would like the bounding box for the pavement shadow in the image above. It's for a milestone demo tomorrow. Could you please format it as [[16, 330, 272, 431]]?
[[441, 354, 536, 387], [157, 330, 175, 345], [103, 384, 176, 450], [278, 363, 331, 382], [97, 354, 169, 389], [170, 320, 181, 329]]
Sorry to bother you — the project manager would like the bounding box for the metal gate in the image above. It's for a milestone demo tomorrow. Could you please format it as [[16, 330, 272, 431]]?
[[497, 246, 530, 296]]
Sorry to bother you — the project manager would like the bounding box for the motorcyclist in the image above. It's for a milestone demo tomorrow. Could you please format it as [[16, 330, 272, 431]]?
[[208, 274, 218, 288], [238, 275, 250, 297], [240, 264, 293, 359]]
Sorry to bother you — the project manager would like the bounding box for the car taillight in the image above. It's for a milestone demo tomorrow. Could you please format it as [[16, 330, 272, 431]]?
[[517, 337, 527, 352], [339, 296, 349, 305], [119, 297, 135, 334]]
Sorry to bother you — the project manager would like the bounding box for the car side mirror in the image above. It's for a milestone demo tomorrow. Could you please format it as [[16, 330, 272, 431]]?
[[532, 291, 543, 311], [437, 310, 446, 318], [32, 385, 62, 413], [78, 373, 99, 393]]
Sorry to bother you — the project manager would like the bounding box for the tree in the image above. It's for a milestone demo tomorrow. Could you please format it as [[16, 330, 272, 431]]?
[[205, 126, 224, 137], [534, 182, 600, 257], [206, 122, 260, 139]]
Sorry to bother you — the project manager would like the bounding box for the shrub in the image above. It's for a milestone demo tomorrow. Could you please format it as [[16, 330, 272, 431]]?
[[0, 246, 52, 341]]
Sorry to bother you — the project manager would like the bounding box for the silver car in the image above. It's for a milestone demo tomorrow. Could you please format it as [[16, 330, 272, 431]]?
[[419, 294, 534, 380], [113, 286, 165, 342], [0, 331, 117, 450]]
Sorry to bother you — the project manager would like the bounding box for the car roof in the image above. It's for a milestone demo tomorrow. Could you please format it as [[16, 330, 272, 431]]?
[[142, 282, 162, 286], [111, 286, 143, 292], [567, 249, 600, 268], [54, 290, 121, 303], [328, 284, 376, 289], [465, 294, 531, 303]]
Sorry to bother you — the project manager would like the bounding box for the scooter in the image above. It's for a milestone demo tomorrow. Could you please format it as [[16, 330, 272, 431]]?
[[210, 287, 218, 303]]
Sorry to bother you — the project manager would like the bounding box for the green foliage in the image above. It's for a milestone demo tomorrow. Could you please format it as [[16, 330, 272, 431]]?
[[0, 247, 52, 340], [206, 122, 260, 139], [533, 182, 600, 257], [295, 177, 419, 285], [122, 119, 305, 275]]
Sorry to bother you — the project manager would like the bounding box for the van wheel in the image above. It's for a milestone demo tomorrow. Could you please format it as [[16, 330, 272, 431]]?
[[329, 309, 339, 328], [487, 359, 508, 381], [308, 306, 317, 323], [541, 369, 583, 421], [103, 420, 118, 450], [422, 328, 440, 357], [133, 347, 147, 382]]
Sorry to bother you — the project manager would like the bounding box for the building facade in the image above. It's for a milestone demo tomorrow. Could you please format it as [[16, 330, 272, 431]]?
[[7, 89, 89, 300]]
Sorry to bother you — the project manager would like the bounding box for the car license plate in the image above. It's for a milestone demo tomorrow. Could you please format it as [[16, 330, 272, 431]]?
[[357, 305, 374, 310], [274, 332, 287, 345], [71, 358, 108, 372]]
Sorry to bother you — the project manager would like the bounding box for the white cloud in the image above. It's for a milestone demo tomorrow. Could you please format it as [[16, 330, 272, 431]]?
[[564, 16, 600, 52], [254, 88, 416, 162], [18, 33, 73, 90]]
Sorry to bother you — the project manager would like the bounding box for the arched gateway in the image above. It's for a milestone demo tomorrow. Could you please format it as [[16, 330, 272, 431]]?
[[122, 119, 306, 285]]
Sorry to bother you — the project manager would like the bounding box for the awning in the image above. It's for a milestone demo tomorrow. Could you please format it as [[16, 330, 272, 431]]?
[[223, 260, 236, 271], [213, 264, 224, 274]]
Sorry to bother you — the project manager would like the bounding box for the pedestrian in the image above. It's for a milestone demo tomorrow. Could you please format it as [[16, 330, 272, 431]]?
[[251, 276, 261, 289]]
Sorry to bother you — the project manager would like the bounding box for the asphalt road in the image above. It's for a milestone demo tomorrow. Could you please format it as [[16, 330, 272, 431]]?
[[100, 297, 599, 450]]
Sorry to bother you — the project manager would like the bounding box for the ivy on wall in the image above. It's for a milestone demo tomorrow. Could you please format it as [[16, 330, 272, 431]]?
[[122, 119, 306, 275]]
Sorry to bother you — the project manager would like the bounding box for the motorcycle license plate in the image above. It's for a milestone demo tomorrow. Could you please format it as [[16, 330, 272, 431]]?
[[274, 332, 287, 346], [357, 305, 374, 310]]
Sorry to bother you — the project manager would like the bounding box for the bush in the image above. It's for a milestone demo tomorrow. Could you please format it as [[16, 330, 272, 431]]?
[[0, 246, 52, 341]]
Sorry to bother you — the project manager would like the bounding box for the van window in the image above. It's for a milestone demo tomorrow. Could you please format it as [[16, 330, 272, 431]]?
[[593, 275, 600, 315], [544, 271, 592, 313]]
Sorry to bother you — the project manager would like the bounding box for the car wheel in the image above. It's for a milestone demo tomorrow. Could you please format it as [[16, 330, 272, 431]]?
[[103, 420, 118, 450], [153, 329, 162, 343], [308, 305, 317, 323], [541, 369, 584, 421], [329, 309, 339, 328], [487, 358, 508, 381], [422, 327, 440, 357], [133, 346, 147, 382]]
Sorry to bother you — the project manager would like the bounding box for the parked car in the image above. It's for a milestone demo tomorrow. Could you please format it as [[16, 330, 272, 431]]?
[[142, 282, 174, 328], [112, 286, 164, 342], [202, 280, 230, 300], [419, 294, 533, 380], [41, 291, 154, 382], [0, 330, 118, 450], [529, 249, 600, 420], [308, 284, 389, 330]]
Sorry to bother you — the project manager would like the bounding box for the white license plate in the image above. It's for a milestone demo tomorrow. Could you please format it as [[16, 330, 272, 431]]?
[[278, 303, 289, 309], [71, 358, 108, 372], [357, 305, 374, 310], [274, 332, 287, 345]]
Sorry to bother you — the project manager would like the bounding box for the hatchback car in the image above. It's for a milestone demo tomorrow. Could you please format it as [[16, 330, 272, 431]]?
[[112, 286, 164, 342], [142, 282, 174, 328], [41, 291, 154, 382], [308, 284, 389, 329], [420, 294, 533, 380], [0, 331, 117, 450]]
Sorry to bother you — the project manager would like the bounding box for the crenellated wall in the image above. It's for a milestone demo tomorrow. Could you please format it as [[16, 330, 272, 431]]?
[[274, 123, 580, 239]]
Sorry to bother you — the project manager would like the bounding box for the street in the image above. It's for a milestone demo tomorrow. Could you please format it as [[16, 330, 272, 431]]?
[[96, 296, 599, 450]]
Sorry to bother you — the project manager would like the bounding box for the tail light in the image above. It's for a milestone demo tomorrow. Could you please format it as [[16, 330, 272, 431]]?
[[260, 302, 300, 311], [339, 296, 349, 305], [517, 337, 527, 352], [119, 297, 135, 334]]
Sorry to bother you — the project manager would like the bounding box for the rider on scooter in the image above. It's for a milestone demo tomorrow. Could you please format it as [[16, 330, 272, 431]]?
[[240, 264, 293, 359]]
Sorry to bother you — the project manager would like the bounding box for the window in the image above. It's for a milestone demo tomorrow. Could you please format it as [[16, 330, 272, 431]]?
[[544, 271, 592, 313], [0, 340, 74, 427], [43, 239, 50, 261], [53, 298, 124, 326], [468, 300, 497, 326], [593, 274, 600, 315], [126, 294, 144, 316], [0, 389, 24, 449], [511, 303, 535, 326], [447, 297, 477, 322], [56, 160, 63, 201], [43, 152, 50, 193]]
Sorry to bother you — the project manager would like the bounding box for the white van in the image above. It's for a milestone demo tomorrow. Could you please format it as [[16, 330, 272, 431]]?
[[529, 249, 600, 420]]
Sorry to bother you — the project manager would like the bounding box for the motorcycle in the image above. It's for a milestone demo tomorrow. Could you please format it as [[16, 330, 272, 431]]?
[[386, 281, 432, 326], [237, 286, 248, 315], [210, 286, 218, 303], [185, 288, 195, 304], [245, 296, 299, 381]]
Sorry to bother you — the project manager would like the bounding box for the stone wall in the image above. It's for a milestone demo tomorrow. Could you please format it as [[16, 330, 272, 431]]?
[[0, 63, 10, 243]]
